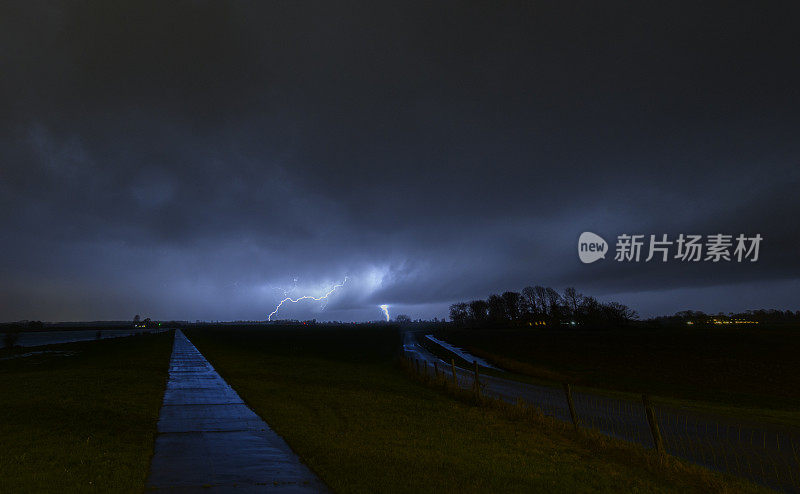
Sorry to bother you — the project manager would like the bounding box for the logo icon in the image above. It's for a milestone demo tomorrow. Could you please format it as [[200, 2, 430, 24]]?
[[578, 232, 608, 263]]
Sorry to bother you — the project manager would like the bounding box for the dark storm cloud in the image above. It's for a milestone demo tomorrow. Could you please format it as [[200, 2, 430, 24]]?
[[2, 0, 799, 321]]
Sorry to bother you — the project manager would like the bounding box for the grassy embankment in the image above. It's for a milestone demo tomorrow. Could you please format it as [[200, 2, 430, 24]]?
[[0, 331, 173, 493], [430, 327, 800, 427], [186, 325, 765, 493]]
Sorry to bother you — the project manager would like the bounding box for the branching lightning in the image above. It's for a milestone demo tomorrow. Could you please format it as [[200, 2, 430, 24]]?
[[379, 304, 390, 322], [267, 277, 348, 321], [270, 277, 298, 297]]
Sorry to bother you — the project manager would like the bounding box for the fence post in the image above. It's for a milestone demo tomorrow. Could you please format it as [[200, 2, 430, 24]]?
[[563, 383, 580, 428], [451, 358, 458, 388], [642, 394, 665, 453], [415, 359, 420, 375], [473, 361, 481, 399], [434, 361, 439, 379]]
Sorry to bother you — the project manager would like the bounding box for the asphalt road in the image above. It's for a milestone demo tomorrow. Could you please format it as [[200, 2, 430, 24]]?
[[403, 330, 800, 493]]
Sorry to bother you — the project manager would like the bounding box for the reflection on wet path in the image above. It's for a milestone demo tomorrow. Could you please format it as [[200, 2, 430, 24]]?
[[146, 330, 327, 492]]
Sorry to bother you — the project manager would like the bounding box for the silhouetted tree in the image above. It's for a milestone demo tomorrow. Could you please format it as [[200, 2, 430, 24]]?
[[487, 294, 507, 322], [533, 286, 549, 317], [395, 314, 411, 324], [545, 287, 564, 321], [468, 300, 489, 324], [577, 296, 602, 325], [449, 285, 639, 329], [563, 287, 583, 318], [449, 303, 469, 324], [501, 291, 523, 321], [603, 302, 637, 326], [521, 286, 539, 319]]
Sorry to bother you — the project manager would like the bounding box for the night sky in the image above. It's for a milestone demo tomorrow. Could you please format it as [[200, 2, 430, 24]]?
[[2, 1, 799, 322]]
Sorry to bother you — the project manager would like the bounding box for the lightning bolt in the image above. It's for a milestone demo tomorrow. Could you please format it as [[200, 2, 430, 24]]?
[[379, 304, 390, 322], [267, 277, 348, 321]]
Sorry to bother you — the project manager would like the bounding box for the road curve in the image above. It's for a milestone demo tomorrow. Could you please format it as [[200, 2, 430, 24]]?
[[403, 330, 800, 493]]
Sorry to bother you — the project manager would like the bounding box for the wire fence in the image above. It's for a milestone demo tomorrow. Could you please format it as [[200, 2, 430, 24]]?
[[403, 351, 800, 493]]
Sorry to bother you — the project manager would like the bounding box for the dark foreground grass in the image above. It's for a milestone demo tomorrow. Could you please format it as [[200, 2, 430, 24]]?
[[187, 326, 764, 493], [0, 331, 173, 493], [434, 327, 800, 425]]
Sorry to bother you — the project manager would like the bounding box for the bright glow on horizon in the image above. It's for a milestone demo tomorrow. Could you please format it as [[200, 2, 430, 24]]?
[[379, 304, 390, 322], [267, 277, 348, 321]]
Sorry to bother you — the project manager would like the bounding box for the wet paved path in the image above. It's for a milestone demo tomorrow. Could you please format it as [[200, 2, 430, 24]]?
[[147, 330, 327, 492]]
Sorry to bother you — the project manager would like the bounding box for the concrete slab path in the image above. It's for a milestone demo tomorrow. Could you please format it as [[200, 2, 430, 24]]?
[[147, 330, 327, 492]]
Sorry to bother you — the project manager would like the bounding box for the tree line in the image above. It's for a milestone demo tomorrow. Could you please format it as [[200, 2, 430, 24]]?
[[449, 286, 637, 329], [653, 309, 800, 326]]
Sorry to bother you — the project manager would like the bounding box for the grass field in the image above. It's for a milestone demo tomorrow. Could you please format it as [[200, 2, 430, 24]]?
[[432, 327, 800, 426], [186, 325, 764, 493], [0, 331, 173, 493]]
